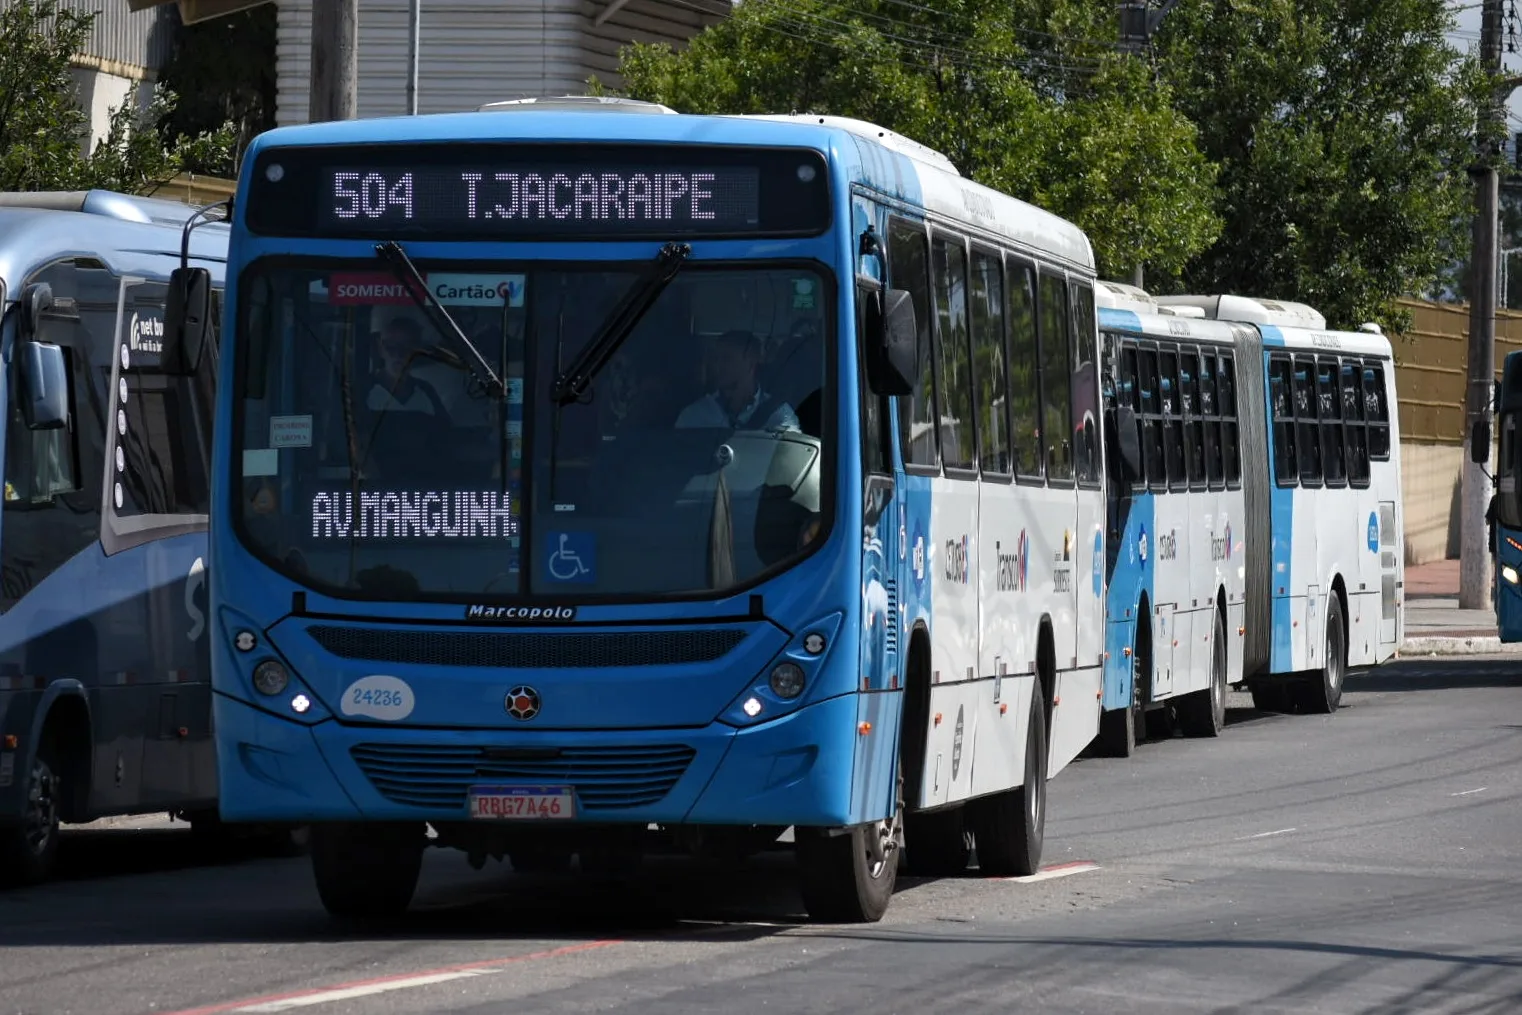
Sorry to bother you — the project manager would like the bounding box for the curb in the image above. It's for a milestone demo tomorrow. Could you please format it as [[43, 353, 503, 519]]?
[[1398, 635, 1521, 656]]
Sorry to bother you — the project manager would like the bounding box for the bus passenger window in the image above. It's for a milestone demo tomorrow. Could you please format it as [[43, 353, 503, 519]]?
[[1341, 361, 1370, 486], [1120, 344, 1145, 489], [1219, 353, 1241, 487], [1180, 349, 1205, 488], [969, 250, 1010, 475], [1268, 356, 1297, 486], [888, 221, 938, 469], [932, 237, 975, 471], [1293, 357, 1322, 484], [1198, 353, 1223, 487], [1039, 273, 1073, 483], [1070, 282, 1099, 486], [1362, 362, 1391, 460], [1317, 357, 1346, 486], [1006, 259, 1042, 479], [1159, 348, 1185, 489], [1139, 348, 1165, 491]]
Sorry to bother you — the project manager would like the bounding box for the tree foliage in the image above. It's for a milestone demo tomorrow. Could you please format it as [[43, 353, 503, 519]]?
[[0, 0, 233, 195], [1152, 0, 1491, 331], [602, 0, 1222, 280]]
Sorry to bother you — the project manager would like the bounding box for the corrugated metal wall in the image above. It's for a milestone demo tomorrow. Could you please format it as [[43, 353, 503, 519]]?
[[0, 0, 178, 76], [275, 0, 726, 126]]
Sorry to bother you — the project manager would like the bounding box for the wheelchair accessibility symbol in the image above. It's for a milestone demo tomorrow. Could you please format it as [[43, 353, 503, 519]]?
[[546, 531, 595, 583]]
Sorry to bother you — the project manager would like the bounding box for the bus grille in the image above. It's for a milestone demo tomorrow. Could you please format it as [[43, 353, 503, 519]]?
[[349, 742, 697, 811], [308, 627, 746, 669]]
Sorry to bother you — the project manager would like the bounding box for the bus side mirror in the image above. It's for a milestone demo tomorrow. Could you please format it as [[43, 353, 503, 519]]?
[[1114, 405, 1143, 481], [1471, 417, 1492, 465], [866, 287, 917, 397], [16, 282, 70, 431], [163, 266, 213, 376]]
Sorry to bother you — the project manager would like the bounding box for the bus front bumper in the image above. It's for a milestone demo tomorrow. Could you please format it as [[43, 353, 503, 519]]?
[[212, 690, 861, 829]]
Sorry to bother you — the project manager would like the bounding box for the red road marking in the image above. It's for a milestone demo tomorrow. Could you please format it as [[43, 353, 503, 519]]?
[[151, 940, 621, 1015]]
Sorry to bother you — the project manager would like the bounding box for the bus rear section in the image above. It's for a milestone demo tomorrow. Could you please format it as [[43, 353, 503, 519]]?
[[199, 105, 1103, 924], [1491, 350, 1522, 639], [1156, 295, 1404, 712], [0, 191, 230, 885]]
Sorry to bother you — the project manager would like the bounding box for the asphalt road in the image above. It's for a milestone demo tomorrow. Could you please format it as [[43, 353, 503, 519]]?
[[2, 657, 1520, 1015]]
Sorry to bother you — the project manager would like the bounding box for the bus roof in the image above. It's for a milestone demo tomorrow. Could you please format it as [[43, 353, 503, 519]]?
[[239, 105, 1095, 272], [1266, 324, 1393, 359], [1098, 305, 1247, 345], [1153, 293, 1328, 330]]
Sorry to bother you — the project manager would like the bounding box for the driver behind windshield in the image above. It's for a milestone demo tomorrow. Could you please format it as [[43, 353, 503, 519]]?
[[675, 328, 799, 432]]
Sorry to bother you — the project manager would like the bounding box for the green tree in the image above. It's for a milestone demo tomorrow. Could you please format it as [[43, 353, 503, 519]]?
[[0, 0, 233, 195], [1151, 0, 1492, 332], [599, 0, 1221, 280]]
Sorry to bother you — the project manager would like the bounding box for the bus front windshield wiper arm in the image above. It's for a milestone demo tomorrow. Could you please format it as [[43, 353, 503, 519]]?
[[550, 241, 690, 406], [375, 240, 506, 398]]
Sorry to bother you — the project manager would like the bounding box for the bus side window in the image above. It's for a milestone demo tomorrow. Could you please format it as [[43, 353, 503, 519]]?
[[1341, 361, 1370, 487], [1293, 356, 1323, 486], [1219, 352, 1241, 487], [1138, 346, 1165, 492], [888, 219, 938, 470], [1362, 361, 1391, 460], [1069, 281, 1099, 487], [1159, 346, 1186, 490], [1006, 258, 1042, 480], [1198, 351, 1223, 488], [1119, 343, 1145, 490], [1180, 347, 1205, 489], [1316, 356, 1346, 487], [1038, 272, 1073, 484], [969, 249, 1010, 476], [931, 235, 975, 472], [1268, 355, 1297, 486]]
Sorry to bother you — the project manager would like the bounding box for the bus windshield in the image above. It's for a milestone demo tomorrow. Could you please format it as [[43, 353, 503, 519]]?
[[233, 260, 831, 602]]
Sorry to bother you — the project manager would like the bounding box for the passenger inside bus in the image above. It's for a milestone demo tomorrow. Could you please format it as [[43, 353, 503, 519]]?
[[675, 328, 800, 432]]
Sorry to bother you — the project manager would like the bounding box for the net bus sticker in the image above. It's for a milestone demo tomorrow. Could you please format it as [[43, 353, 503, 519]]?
[[340, 675, 415, 721], [426, 273, 526, 307], [328, 272, 415, 305]]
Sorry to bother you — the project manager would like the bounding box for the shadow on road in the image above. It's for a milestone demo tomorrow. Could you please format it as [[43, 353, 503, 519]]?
[[1347, 660, 1522, 694]]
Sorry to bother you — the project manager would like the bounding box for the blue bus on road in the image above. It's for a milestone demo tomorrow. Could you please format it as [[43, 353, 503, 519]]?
[[173, 97, 1116, 923], [0, 190, 228, 885], [1489, 352, 1522, 639]]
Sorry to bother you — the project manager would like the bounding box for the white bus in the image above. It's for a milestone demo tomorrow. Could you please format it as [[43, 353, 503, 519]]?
[[1154, 294, 1404, 713], [1092, 284, 1249, 755]]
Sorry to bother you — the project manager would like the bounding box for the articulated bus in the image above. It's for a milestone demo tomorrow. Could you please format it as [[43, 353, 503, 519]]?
[[1142, 292, 1404, 714], [1091, 283, 1247, 756], [0, 189, 228, 884], [170, 97, 1109, 922], [1489, 352, 1522, 638]]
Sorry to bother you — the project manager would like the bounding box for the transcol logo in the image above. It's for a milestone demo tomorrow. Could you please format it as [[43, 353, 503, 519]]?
[[996, 529, 1028, 592], [1211, 522, 1233, 562]]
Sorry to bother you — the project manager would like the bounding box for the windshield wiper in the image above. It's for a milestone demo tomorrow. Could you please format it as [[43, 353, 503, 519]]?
[[375, 240, 506, 398], [550, 241, 691, 406]]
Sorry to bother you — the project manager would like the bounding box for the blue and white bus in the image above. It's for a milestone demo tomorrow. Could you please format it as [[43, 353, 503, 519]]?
[[1491, 351, 1522, 639], [1152, 293, 1404, 713], [1092, 283, 1247, 755], [0, 189, 228, 884], [170, 97, 1110, 922]]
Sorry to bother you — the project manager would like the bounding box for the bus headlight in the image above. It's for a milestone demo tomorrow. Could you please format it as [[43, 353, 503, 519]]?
[[769, 663, 806, 699], [1503, 565, 1519, 585], [252, 659, 290, 696]]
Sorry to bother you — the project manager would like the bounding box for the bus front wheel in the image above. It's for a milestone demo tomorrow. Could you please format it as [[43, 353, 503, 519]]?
[[796, 770, 901, 922], [310, 822, 423, 920]]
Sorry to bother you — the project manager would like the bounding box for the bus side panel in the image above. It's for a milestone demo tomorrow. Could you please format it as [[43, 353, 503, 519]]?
[[924, 473, 978, 807], [1102, 491, 1153, 712]]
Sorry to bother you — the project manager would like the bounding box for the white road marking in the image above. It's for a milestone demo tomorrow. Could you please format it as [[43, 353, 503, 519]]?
[[1450, 787, 1488, 797], [1236, 827, 1297, 841], [993, 861, 1101, 883], [235, 971, 489, 1012]]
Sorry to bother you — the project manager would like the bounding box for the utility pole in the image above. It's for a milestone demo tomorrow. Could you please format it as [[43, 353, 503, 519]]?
[[1460, 0, 1506, 611], [309, 0, 358, 124], [407, 0, 421, 115]]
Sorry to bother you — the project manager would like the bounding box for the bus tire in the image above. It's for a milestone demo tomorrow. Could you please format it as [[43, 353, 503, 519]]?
[[1298, 594, 1346, 714], [968, 678, 1047, 877], [796, 769, 901, 922], [1178, 607, 1228, 737], [903, 805, 971, 876], [510, 847, 574, 873], [0, 739, 62, 887], [310, 822, 423, 920]]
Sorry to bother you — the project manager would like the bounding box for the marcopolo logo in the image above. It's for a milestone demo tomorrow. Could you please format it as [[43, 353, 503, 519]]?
[[427, 273, 526, 307], [465, 604, 577, 623], [129, 310, 164, 355]]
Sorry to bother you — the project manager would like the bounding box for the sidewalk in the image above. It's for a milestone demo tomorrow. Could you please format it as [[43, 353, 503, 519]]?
[[1400, 559, 1520, 657]]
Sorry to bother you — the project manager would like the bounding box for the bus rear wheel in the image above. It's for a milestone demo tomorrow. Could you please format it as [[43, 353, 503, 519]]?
[[0, 744, 61, 887], [1178, 607, 1228, 737], [1295, 595, 1346, 714], [310, 822, 423, 920], [968, 679, 1047, 877], [796, 770, 901, 922]]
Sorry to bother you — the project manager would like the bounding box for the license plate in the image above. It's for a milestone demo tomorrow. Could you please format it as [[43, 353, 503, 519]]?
[[467, 784, 575, 820]]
